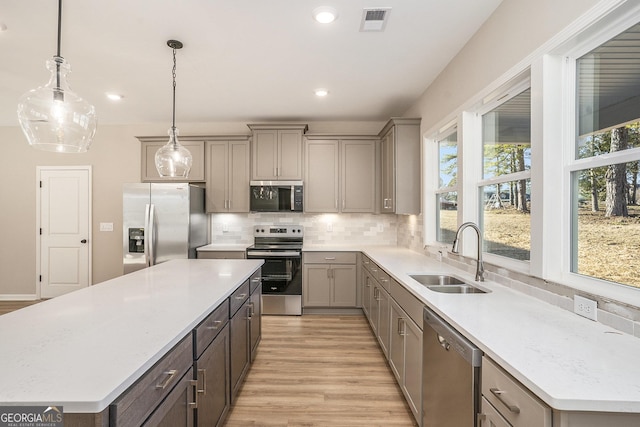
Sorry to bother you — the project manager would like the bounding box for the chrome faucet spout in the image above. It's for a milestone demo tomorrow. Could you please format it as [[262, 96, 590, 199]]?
[[451, 222, 485, 282]]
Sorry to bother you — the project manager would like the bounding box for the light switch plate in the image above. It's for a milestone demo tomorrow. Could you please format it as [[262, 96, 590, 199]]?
[[99, 222, 113, 232], [574, 295, 597, 321]]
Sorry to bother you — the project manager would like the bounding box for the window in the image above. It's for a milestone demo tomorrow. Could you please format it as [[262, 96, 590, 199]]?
[[570, 22, 640, 287], [479, 88, 532, 261], [435, 127, 458, 243]]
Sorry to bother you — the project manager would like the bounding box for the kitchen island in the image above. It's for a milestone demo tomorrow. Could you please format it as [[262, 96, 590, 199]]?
[[0, 259, 263, 424]]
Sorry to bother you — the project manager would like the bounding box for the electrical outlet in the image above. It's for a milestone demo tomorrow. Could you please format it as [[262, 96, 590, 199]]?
[[574, 295, 597, 321], [377, 223, 384, 232], [326, 222, 333, 232], [222, 223, 229, 232]]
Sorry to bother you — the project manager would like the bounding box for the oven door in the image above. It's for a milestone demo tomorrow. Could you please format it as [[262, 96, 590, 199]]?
[[246, 251, 302, 296]]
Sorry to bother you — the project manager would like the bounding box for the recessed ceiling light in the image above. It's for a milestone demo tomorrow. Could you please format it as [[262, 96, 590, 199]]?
[[315, 88, 329, 97], [106, 93, 123, 101], [313, 7, 338, 24]]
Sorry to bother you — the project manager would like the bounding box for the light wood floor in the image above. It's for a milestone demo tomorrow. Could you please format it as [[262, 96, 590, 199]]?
[[0, 300, 41, 315], [224, 315, 417, 427]]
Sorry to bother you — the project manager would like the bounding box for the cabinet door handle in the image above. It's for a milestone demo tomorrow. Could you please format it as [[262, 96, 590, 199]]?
[[228, 200, 232, 210], [235, 293, 247, 300], [155, 369, 177, 389], [197, 368, 207, 395], [490, 388, 521, 414], [206, 320, 222, 330], [397, 318, 406, 336], [249, 302, 255, 317], [189, 379, 199, 409]]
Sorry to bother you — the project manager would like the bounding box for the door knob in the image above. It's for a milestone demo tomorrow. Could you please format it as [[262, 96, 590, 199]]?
[[80, 239, 87, 244]]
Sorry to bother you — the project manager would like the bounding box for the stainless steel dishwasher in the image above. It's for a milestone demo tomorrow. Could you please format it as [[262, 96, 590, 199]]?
[[422, 306, 482, 427]]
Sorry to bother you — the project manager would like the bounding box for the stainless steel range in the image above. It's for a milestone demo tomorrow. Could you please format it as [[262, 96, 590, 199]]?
[[246, 225, 303, 315]]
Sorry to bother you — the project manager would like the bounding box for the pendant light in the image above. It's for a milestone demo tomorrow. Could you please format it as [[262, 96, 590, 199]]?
[[17, 0, 97, 153], [155, 40, 192, 178]]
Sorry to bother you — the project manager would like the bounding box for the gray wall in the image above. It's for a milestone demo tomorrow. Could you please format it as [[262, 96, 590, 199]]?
[[404, 0, 601, 133]]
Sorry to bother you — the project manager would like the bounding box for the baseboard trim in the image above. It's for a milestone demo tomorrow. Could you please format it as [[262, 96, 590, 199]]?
[[0, 294, 38, 301]]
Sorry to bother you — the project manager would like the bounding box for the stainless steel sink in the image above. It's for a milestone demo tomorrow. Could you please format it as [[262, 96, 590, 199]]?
[[408, 274, 488, 294], [409, 274, 466, 286], [426, 285, 486, 294]]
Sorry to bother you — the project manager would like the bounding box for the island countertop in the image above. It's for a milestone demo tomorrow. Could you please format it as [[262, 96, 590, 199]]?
[[0, 259, 263, 413]]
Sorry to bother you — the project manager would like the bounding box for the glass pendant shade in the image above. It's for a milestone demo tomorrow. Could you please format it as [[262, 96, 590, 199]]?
[[17, 56, 97, 153], [155, 127, 192, 178]]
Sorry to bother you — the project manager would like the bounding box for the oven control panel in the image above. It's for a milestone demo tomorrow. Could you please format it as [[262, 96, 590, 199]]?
[[253, 226, 303, 237]]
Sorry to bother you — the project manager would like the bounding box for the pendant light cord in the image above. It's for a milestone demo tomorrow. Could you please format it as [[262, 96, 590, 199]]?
[[56, 0, 62, 58], [54, 0, 63, 95], [171, 45, 177, 136]]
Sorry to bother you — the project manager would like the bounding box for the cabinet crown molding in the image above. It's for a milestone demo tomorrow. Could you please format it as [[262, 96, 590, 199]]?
[[136, 134, 250, 143], [247, 123, 309, 132]]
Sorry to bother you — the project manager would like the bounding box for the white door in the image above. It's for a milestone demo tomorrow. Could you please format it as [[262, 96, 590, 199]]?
[[38, 167, 91, 298]]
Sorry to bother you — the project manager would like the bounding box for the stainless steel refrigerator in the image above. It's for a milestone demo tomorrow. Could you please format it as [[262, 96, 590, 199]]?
[[123, 183, 207, 274]]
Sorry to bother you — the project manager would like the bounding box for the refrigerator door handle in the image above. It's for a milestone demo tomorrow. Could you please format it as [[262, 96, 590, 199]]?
[[144, 204, 152, 267], [148, 203, 157, 266]]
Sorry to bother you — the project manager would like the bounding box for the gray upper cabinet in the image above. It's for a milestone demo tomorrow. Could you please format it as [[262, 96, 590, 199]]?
[[378, 118, 421, 214], [304, 136, 377, 213], [205, 137, 250, 213], [248, 124, 308, 181], [138, 137, 206, 182]]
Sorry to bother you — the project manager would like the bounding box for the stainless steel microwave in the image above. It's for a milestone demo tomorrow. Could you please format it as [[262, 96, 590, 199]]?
[[249, 181, 303, 212]]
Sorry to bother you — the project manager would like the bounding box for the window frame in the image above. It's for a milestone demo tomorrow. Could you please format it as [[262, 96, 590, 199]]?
[[559, 15, 640, 297], [474, 78, 533, 271], [434, 123, 459, 244]]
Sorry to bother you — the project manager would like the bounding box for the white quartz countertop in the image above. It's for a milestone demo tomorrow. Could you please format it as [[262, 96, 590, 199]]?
[[359, 246, 640, 413], [0, 259, 263, 413], [197, 243, 251, 251]]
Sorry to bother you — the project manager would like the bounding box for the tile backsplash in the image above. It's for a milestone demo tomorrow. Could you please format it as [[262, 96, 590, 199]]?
[[209, 212, 397, 246]]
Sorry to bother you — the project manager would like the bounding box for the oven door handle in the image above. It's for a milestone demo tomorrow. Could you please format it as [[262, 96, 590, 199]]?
[[247, 251, 301, 258]]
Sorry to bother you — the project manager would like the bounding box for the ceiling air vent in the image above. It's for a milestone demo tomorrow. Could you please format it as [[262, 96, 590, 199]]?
[[360, 7, 391, 32]]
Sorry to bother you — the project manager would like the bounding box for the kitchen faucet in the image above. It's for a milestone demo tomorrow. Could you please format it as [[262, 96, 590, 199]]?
[[451, 222, 485, 282]]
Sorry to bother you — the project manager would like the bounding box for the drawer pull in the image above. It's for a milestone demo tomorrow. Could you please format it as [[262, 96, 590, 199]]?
[[197, 368, 207, 395], [324, 257, 336, 260], [155, 369, 178, 390], [251, 277, 261, 282], [235, 293, 248, 300], [206, 320, 222, 330], [189, 379, 199, 409], [490, 388, 521, 414]]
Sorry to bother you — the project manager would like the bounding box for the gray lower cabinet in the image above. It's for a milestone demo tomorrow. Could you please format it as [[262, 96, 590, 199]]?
[[481, 356, 551, 427], [193, 302, 231, 427], [389, 298, 422, 422], [303, 252, 358, 308], [110, 335, 195, 427], [142, 367, 195, 427], [373, 283, 391, 357], [361, 254, 420, 425], [229, 280, 251, 403], [249, 285, 262, 362]]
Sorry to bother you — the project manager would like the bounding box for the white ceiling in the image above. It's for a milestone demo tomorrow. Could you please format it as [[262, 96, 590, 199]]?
[[0, 0, 503, 127]]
